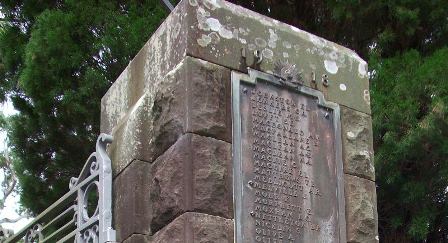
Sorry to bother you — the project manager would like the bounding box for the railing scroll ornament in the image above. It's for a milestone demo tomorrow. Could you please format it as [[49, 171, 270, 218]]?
[[5, 133, 116, 243]]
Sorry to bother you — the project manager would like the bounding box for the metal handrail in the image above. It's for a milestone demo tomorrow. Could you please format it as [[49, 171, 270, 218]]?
[[5, 133, 116, 243], [160, 0, 175, 12]]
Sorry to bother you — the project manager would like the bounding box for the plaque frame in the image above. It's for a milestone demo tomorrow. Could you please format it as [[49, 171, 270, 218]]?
[[231, 69, 347, 242]]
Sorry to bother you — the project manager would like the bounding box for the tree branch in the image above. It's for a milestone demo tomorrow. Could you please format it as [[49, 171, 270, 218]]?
[[0, 149, 18, 210], [0, 215, 27, 224], [1, 178, 16, 207], [0, 149, 27, 231]]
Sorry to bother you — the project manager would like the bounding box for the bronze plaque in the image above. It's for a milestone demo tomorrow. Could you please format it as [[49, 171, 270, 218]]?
[[232, 70, 346, 243]]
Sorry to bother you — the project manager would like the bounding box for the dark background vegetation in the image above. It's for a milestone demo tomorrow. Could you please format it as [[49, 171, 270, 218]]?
[[0, 0, 447, 242]]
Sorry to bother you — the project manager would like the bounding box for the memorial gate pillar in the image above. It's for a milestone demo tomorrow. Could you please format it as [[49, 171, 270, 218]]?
[[100, 0, 378, 242]]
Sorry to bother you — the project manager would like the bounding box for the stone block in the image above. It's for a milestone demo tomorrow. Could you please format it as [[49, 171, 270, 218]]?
[[101, 2, 190, 133], [102, 1, 371, 136], [149, 133, 233, 233], [186, 0, 371, 114], [151, 213, 234, 243], [107, 81, 184, 175], [341, 106, 375, 181], [113, 160, 151, 242], [345, 174, 378, 243], [122, 234, 149, 243], [184, 59, 232, 141], [107, 57, 231, 175]]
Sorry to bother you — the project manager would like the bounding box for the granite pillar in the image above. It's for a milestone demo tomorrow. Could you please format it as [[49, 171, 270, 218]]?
[[101, 0, 378, 242]]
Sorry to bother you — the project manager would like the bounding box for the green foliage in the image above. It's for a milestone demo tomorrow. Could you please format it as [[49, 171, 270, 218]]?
[[371, 48, 448, 241], [0, 0, 166, 214]]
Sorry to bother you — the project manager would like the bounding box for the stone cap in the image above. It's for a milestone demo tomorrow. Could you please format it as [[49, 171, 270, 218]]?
[[184, 0, 370, 114], [101, 0, 370, 133]]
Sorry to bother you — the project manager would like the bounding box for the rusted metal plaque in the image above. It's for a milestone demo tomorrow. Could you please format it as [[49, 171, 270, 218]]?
[[232, 70, 346, 243]]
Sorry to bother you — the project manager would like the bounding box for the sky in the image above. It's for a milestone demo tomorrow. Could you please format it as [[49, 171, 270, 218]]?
[[0, 9, 32, 233], [0, 100, 32, 232]]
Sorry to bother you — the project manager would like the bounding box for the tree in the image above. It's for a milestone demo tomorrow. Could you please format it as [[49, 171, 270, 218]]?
[[0, 0, 166, 214], [371, 49, 448, 242]]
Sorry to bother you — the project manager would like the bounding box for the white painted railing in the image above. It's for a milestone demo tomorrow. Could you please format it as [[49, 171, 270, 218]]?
[[6, 134, 116, 243]]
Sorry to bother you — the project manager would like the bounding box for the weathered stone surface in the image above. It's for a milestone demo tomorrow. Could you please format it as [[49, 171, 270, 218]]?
[[107, 79, 183, 176], [101, 0, 370, 132], [184, 0, 371, 114], [345, 174, 379, 243], [122, 234, 149, 243], [185, 60, 231, 141], [113, 160, 151, 242], [106, 57, 231, 175], [341, 106, 375, 181], [150, 133, 232, 233], [151, 213, 234, 243], [100, 3, 190, 133]]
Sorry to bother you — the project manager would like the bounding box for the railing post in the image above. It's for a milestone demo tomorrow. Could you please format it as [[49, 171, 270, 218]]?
[[96, 134, 116, 243]]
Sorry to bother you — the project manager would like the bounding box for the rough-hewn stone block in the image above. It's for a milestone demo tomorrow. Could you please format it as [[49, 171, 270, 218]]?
[[101, 4, 190, 133], [345, 174, 379, 243], [122, 234, 148, 243], [107, 57, 231, 175], [113, 160, 151, 242], [341, 106, 375, 181], [151, 213, 234, 243], [184, 60, 231, 141], [150, 133, 233, 233]]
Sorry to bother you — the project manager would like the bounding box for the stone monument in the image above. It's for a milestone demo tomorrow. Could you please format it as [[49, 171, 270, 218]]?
[[101, 0, 378, 242]]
